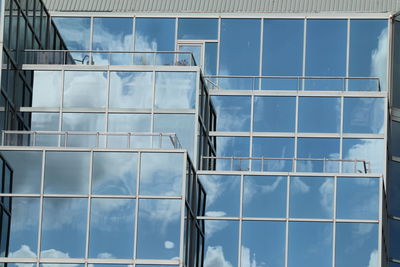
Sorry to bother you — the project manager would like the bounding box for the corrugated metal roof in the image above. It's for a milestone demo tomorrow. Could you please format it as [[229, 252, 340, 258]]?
[[42, 0, 400, 13]]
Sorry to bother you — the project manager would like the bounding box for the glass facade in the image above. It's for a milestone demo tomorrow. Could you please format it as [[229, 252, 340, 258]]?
[[0, 1, 395, 267]]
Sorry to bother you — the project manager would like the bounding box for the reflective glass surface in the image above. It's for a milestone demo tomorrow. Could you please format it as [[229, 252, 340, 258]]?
[[252, 138, 294, 172], [215, 137, 250, 171], [253, 96, 296, 132], [243, 176, 287, 217], [349, 20, 388, 91], [212, 96, 251, 132], [155, 72, 196, 109], [32, 71, 61, 107], [2, 151, 42, 193], [140, 153, 183, 196], [241, 221, 285, 267], [31, 113, 60, 146], [336, 223, 378, 267], [203, 220, 238, 267], [389, 161, 400, 216], [64, 71, 108, 108], [109, 72, 153, 109], [390, 218, 400, 260], [198, 175, 240, 217], [290, 176, 333, 218], [342, 139, 384, 173], [298, 97, 341, 133], [297, 138, 340, 172], [108, 114, 151, 148], [336, 177, 379, 220], [93, 18, 133, 51], [89, 198, 135, 258], [179, 45, 201, 66], [44, 151, 90, 194], [288, 222, 332, 267], [41, 198, 87, 258], [92, 152, 137, 195], [178, 18, 218, 40], [8, 198, 40, 258], [62, 113, 105, 131], [136, 199, 181, 259], [53, 17, 90, 50], [343, 97, 384, 133], [205, 42, 218, 76], [392, 120, 400, 157]]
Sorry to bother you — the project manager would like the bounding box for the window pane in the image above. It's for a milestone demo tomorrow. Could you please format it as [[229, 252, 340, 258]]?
[[8, 198, 40, 258], [241, 221, 285, 267], [2, 151, 42, 193], [178, 18, 218, 40], [93, 18, 133, 51], [336, 223, 378, 267], [389, 218, 400, 260], [92, 152, 137, 195], [53, 17, 90, 50], [298, 97, 341, 133], [44, 151, 90, 194], [391, 121, 400, 157], [32, 71, 61, 107], [343, 97, 384, 134], [62, 113, 105, 132], [136, 199, 181, 259], [219, 19, 260, 87], [389, 161, 400, 216], [109, 72, 153, 109], [203, 220, 238, 267], [215, 137, 250, 171], [336, 177, 379, 220], [342, 139, 384, 174], [198, 175, 240, 217], [297, 138, 340, 172], [252, 138, 294, 172], [290, 176, 333, 218], [108, 114, 151, 148], [155, 72, 196, 109], [288, 222, 332, 267], [253, 96, 296, 132], [41, 198, 87, 258], [31, 113, 60, 146], [140, 153, 183, 196], [89, 198, 135, 258], [212, 96, 251, 132], [64, 71, 108, 108], [349, 20, 388, 91], [205, 42, 217, 76], [243, 176, 287, 217]]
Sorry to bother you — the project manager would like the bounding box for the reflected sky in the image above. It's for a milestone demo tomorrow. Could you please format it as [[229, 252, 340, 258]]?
[[297, 138, 340, 172], [135, 18, 175, 51], [215, 137, 250, 171], [53, 17, 90, 50], [342, 139, 384, 173], [252, 138, 294, 172], [212, 96, 251, 132], [93, 18, 133, 51], [178, 18, 218, 40], [32, 71, 61, 107]]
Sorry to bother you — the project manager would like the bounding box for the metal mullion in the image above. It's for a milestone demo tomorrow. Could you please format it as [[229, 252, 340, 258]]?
[[84, 150, 94, 260], [193, 70, 201, 164], [216, 17, 221, 81], [238, 174, 244, 267], [58, 69, 65, 145], [37, 149, 46, 259], [285, 175, 290, 267], [89, 16, 94, 58], [104, 70, 111, 148], [345, 19, 350, 91], [174, 17, 178, 52], [339, 95, 344, 173], [294, 94, 299, 172], [258, 18, 264, 90], [133, 151, 141, 260], [179, 153, 188, 267], [150, 70, 156, 139], [249, 94, 254, 171], [302, 18, 307, 90], [332, 175, 338, 267], [378, 175, 383, 267]]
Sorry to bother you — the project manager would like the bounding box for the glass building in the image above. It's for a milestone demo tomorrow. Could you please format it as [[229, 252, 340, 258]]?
[[0, 0, 398, 266]]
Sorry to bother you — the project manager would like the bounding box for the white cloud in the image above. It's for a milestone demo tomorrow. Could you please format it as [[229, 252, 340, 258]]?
[[241, 246, 257, 267], [354, 223, 374, 236], [344, 139, 384, 174], [9, 245, 36, 259], [319, 179, 334, 215], [367, 249, 378, 267], [371, 28, 388, 91], [244, 176, 284, 204], [164, 241, 175, 249], [204, 246, 233, 267], [291, 177, 310, 194], [97, 252, 114, 259], [205, 220, 228, 238]]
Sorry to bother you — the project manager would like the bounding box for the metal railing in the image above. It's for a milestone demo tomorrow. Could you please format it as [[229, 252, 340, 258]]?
[[201, 156, 370, 174], [23, 49, 197, 67], [1, 131, 182, 149], [204, 75, 381, 91]]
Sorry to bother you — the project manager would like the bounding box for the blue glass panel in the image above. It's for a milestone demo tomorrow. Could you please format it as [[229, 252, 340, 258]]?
[[391, 121, 400, 157], [32, 71, 61, 107], [252, 138, 294, 172], [290, 176, 334, 219], [203, 220, 238, 267], [253, 96, 296, 132], [297, 138, 340, 172], [41, 198, 87, 258], [336, 223, 378, 267], [389, 161, 400, 216], [343, 97, 384, 134], [336, 177, 379, 220], [198, 175, 240, 217], [241, 221, 285, 267], [262, 19, 303, 90], [342, 139, 384, 173], [136, 199, 181, 259], [93, 18, 133, 51], [212, 96, 251, 132], [389, 218, 400, 260], [89, 198, 135, 258], [205, 42, 218, 76], [219, 19, 261, 87], [178, 18, 218, 40], [298, 97, 341, 133], [135, 18, 175, 51], [215, 137, 250, 171], [349, 20, 388, 91], [243, 176, 287, 217], [288, 222, 332, 267], [53, 17, 90, 50]]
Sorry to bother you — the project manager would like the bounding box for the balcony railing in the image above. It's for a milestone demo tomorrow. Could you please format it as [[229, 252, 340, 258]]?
[[204, 75, 381, 91], [201, 156, 371, 174], [23, 49, 197, 66], [1, 131, 182, 149]]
